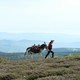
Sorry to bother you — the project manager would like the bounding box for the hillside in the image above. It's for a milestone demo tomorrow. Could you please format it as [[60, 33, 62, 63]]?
[[0, 54, 80, 80]]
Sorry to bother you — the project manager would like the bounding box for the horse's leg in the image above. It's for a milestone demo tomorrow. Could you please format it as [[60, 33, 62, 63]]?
[[38, 52, 42, 58], [28, 53, 33, 59], [40, 53, 42, 57], [30, 53, 33, 59], [25, 50, 31, 59], [39, 50, 43, 58], [26, 53, 30, 58], [27, 51, 33, 59]]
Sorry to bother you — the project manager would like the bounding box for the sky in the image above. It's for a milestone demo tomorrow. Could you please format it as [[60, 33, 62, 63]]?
[[0, 0, 80, 35]]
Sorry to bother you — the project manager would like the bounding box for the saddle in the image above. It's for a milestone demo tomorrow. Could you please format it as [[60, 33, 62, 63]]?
[[31, 45, 40, 53]]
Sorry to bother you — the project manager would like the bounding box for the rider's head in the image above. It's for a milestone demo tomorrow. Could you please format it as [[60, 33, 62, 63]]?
[[50, 40, 54, 44]]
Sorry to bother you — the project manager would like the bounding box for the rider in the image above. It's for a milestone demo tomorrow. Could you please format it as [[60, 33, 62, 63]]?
[[45, 40, 54, 58]]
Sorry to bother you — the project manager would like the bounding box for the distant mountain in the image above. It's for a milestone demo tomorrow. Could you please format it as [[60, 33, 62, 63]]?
[[53, 48, 80, 52], [0, 32, 80, 42], [0, 32, 80, 52], [53, 42, 80, 48], [0, 40, 44, 52], [0, 51, 5, 54], [0, 39, 80, 53]]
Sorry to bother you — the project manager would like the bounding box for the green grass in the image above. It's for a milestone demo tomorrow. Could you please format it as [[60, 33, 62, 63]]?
[[0, 54, 80, 80]]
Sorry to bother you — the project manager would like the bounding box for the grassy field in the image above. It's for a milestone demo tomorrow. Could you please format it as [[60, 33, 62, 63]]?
[[0, 54, 80, 80]]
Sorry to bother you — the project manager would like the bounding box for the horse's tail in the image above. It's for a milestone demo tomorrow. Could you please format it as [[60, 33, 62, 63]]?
[[24, 47, 31, 56], [24, 48, 28, 56], [24, 52, 27, 56], [27, 47, 31, 50]]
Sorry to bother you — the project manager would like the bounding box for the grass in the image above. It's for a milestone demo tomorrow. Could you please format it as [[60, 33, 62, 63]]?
[[0, 54, 80, 80]]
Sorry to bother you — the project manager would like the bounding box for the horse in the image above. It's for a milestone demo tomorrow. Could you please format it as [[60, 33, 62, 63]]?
[[24, 43, 47, 58]]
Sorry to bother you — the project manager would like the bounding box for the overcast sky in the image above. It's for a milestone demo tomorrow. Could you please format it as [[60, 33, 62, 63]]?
[[0, 0, 80, 35]]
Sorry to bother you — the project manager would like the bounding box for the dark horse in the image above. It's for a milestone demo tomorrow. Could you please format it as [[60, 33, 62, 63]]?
[[24, 43, 47, 58]]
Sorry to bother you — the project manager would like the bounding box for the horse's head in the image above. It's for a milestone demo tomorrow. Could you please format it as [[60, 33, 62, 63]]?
[[40, 43, 47, 50]]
